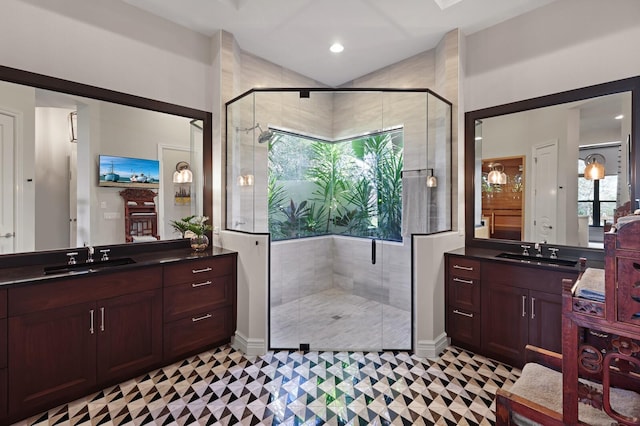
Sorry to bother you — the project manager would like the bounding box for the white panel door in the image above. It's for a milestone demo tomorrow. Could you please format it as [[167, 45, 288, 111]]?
[[533, 142, 558, 243], [0, 113, 15, 253]]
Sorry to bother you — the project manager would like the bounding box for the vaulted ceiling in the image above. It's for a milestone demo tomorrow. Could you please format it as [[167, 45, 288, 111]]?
[[121, 0, 558, 86]]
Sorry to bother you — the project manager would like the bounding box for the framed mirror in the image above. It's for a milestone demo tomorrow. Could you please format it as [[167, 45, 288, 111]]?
[[0, 65, 212, 255], [465, 76, 639, 253]]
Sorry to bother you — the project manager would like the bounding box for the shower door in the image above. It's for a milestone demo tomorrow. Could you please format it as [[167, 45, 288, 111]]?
[[264, 90, 414, 351]]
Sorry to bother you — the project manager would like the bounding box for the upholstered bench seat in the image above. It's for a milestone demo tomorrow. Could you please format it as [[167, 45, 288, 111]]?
[[508, 363, 640, 426]]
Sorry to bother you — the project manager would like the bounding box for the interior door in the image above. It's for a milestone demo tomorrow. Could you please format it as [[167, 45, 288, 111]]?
[[0, 113, 15, 254], [533, 142, 558, 243]]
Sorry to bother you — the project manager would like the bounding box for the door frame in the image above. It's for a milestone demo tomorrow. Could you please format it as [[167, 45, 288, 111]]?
[[531, 140, 558, 244], [0, 108, 25, 253]]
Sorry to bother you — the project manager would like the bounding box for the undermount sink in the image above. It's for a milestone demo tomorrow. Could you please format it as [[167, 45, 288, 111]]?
[[43, 257, 136, 275], [496, 252, 578, 267]]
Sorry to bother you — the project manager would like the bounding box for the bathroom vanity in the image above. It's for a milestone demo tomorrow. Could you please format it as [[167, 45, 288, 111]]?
[[0, 242, 236, 424], [445, 248, 582, 368]]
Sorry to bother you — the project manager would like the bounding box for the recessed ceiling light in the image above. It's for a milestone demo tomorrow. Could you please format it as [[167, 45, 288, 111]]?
[[433, 0, 463, 10], [615, 114, 624, 120], [330, 43, 344, 53]]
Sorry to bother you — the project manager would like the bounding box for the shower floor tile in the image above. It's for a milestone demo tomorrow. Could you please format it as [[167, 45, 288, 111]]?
[[14, 345, 520, 426], [270, 288, 411, 350]]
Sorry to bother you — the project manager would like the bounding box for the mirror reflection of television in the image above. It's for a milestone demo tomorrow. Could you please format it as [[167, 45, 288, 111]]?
[[99, 155, 160, 189]]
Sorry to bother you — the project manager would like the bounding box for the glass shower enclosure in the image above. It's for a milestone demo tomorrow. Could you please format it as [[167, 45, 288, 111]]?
[[226, 88, 452, 352]]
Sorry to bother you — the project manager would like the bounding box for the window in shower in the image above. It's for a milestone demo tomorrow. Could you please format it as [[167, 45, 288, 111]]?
[[268, 128, 403, 242]]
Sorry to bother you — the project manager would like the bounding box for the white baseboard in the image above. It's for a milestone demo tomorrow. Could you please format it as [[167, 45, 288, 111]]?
[[415, 332, 450, 359], [231, 331, 267, 356]]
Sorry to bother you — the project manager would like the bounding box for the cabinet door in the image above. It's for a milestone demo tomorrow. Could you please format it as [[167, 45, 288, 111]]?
[[481, 283, 528, 366], [96, 289, 162, 383], [8, 302, 97, 415], [527, 289, 562, 354]]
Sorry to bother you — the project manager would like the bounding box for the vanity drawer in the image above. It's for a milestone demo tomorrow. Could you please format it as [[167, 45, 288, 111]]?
[[447, 306, 481, 349], [9, 267, 162, 316], [163, 275, 233, 322], [447, 257, 481, 280], [447, 275, 481, 312], [163, 256, 235, 286], [163, 305, 233, 360]]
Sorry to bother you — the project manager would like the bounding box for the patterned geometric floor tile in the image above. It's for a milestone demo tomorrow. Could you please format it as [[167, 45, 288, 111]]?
[[11, 345, 520, 426]]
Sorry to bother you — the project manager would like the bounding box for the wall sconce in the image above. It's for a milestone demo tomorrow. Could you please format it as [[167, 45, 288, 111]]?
[[487, 163, 507, 185], [237, 174, 254, 186], [426, 169, 438, 187], [584, 153, 606, 180], [173, 161, 193, 183], [68, 111, 77, 143]]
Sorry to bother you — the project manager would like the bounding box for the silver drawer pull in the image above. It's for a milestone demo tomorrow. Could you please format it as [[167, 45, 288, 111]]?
[[89, 309, 95, 334], [192, 280, 213, 288], [192, 267, 212, 274], [453, 309, 473, 318], [453, 265, 473, 271], [453, 277, 473, 285], [192, 313, 213, 322]]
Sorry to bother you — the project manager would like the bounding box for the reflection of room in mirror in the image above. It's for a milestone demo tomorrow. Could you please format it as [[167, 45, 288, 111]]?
[[0, 79, 203, 254], [473, 91, 632, 248], [480, 156, 525, 241]]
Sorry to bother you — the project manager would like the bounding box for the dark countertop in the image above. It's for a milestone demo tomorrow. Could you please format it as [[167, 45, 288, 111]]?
[[0, 245, 237, 287], [446, 246, 604, 273]]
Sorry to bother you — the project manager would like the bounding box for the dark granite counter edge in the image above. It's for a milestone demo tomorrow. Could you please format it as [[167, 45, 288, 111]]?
[[446, 246, 604, 273], [0, 245, 237, 287]]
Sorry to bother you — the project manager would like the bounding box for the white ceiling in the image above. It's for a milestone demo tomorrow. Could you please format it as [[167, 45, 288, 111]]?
[[121, 0, 558, 87]]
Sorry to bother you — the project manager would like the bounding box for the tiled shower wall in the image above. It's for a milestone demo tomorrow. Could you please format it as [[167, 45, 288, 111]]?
[[271, 236, 411, 312]]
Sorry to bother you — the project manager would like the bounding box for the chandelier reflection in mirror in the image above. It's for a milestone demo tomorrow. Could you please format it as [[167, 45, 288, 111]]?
[[487, 162, 507, 185]]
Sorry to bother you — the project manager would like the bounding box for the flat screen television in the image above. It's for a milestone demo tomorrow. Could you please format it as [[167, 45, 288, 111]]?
[[98, 155, 160, 189]]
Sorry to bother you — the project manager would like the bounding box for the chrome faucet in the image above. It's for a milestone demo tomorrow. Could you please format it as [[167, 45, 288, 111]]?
[[100, 249, 110, 261], [534, 242, 543, 257], [66, 252, 78, 265], [549, 248, 559, 259], [521, 244, 531, 256], [86, 246, 95, 263]]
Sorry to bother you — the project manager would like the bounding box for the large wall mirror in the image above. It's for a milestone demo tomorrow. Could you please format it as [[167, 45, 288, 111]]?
[[0, 66, 212, 255], [465, 76, 639, 254]]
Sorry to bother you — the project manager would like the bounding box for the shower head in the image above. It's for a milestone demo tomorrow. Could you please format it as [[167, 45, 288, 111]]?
[[257, 125, 274, 144], [236, 123, 274, 144]]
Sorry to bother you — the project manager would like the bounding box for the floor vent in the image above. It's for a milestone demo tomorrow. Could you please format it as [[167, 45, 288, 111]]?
[[332, 315, 342, 320]]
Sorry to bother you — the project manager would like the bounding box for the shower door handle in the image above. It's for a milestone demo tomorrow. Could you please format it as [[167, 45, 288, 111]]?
[[371, 239, 376, 265]]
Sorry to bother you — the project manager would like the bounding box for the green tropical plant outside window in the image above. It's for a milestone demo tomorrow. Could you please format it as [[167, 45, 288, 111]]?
[[268, 129, 403, 241]]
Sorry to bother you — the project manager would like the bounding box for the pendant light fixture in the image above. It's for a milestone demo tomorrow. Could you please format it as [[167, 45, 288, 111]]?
[[583, 153, 606, 180], [426, 169, 438, 187]]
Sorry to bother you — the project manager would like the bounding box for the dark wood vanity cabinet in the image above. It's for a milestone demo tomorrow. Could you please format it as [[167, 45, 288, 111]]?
[[163, 254, 237, 361], [481, 262, 577, 367], [7, 267, 163, 418], [0, 250, 237, 423], [445, 255, 482, 351], [445, 253, 578, 368]]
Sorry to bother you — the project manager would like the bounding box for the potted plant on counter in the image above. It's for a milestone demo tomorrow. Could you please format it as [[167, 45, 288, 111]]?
[[170, 215, 212, 252]]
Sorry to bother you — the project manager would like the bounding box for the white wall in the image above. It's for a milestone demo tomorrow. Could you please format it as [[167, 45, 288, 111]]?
[[1, 0, 213, 111], [464, 0, 640, 111]]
